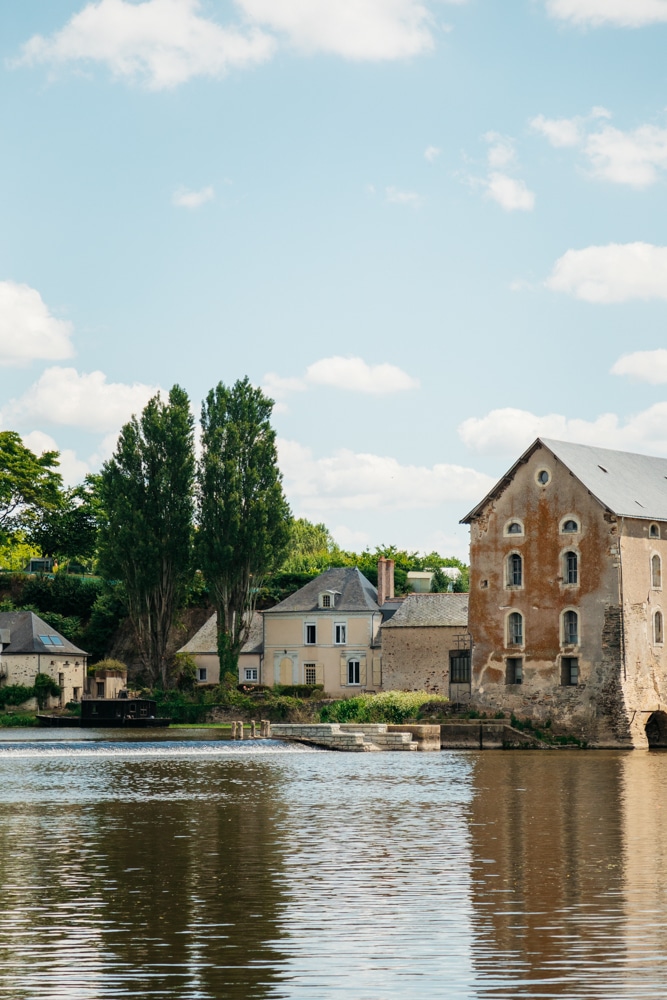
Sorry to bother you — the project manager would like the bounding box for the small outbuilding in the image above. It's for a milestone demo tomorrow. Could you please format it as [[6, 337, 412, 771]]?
[[0, 611, 87, 706]]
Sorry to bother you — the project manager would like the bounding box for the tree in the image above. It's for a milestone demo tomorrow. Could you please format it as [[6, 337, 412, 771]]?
[[98, 386, 195, 686], [198, 378, 291, 676], [27, 475, 102, 567], [0, 431, 63, 541], [280, 518, 341, 573], [430, 566, 451, 592]]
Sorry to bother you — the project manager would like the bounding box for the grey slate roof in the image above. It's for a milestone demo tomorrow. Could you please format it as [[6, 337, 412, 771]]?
[[0, 611, 87, 656], [264, 567, 379, 614], [462, 437, 667, 523], [178, 612, 263, 655], [382, 593, 468, 628]]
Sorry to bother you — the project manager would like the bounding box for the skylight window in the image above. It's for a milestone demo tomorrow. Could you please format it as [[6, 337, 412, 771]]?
[[51, 636, 63, 645], [39, 635, 53, 645]]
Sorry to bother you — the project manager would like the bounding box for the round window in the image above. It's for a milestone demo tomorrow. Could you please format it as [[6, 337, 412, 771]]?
[[537, 469, 550, 485]]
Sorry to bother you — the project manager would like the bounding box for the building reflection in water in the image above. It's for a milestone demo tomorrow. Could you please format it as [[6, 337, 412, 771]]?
[[0, 754, 289, 1000], [467, 751, 631, 997]]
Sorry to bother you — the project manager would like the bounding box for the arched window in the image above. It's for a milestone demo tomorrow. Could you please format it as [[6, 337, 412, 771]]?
[[563, 610, 579, 646], [562, 519, 579, 533], [508, 612, 523, 646], [507, 521, 523, 535], [652, 554, 662, 589], [650, 524, 661, 539], [655, 611, 664, 645], [564, 551, 578, 585], [507, 553, 522, 587]]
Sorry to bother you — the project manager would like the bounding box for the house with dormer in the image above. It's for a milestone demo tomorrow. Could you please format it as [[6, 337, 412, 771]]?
[[0, 611, 87, 706], [461, 437, 667, 749]]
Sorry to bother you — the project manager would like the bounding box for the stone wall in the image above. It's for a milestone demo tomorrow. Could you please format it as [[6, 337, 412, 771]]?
[[381, 625, 467, 694]]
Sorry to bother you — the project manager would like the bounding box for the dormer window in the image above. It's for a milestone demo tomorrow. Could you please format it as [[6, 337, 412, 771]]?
[[321, 594, 331, 608], [318, 592, 338, 609]]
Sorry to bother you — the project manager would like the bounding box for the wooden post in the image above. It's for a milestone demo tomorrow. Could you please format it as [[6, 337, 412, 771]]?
[[251, 720, 256, 738]]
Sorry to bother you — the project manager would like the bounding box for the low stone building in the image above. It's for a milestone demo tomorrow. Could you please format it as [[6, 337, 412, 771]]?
[[380, 593, 469, 698], [461, 436, 667, 748], [177, 613, 263, 686], [0, 611, 87, 706]]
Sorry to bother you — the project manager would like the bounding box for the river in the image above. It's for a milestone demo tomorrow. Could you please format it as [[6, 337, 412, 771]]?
[[0, 732, 666, 999]]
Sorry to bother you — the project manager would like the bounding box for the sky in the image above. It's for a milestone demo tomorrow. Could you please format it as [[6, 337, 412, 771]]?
[[2, 0, 667, 560]]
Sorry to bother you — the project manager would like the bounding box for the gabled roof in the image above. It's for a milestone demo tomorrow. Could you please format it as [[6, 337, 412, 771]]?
[[382, 593, 468, 628], [461, 437, 667, 523], [0, 611, 87, 656], [178, 612, 263, 655], [264, 567, 379, 614]]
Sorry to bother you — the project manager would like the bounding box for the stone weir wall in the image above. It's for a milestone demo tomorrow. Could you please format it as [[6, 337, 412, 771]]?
[[269, 723, 441, 751]]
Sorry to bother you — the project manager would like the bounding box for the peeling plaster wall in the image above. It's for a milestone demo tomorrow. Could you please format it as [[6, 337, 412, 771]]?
[[468, 442, 630, 745]]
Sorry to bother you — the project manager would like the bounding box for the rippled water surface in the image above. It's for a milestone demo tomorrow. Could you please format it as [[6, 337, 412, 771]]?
[[1, 735, 667, 999]]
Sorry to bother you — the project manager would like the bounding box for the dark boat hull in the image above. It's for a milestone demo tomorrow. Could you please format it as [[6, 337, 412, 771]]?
[[36, 715, 81, 728], [79, 717, 170, 728]]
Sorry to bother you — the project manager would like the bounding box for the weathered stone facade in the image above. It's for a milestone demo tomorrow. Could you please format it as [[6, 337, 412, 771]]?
[[462, 437, 667, 748]]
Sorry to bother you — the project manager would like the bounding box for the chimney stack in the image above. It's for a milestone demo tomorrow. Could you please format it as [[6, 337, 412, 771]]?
[[377, 557, 395, 607]]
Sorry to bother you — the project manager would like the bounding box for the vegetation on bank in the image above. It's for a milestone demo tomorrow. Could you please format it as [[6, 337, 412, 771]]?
[[320, 691, 446, 725]]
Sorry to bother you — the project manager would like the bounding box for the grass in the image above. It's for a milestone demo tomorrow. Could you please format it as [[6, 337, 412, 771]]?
[[0, 713, 37, 727]]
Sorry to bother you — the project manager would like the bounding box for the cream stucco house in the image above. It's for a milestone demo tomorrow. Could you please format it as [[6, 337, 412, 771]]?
[[0, 611, 87, 706], [178, 612, 263, 685]]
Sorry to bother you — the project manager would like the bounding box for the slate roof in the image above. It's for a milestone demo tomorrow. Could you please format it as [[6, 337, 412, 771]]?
[[264, 567, 379, 614], [462, 437, 667, 523], [382, 593, 469, 628], [0, 611, 87, 656], [178, 612, 263, 655]]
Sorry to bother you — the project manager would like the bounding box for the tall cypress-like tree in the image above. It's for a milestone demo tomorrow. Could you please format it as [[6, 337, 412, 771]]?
[[198, 377, 291, 677], [99, 385, 195, 685]]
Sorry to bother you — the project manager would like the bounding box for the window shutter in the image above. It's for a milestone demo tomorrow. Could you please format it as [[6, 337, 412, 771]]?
[[372, 656, 382, 687], [359, 658, 367, 686], [340, 656, 347, 686], [315, 662, 324, 686]]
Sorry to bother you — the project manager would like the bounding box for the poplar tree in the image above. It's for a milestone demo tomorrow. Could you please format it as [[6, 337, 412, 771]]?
[[98, 385, 195, 686], [198, 377, 291, 677]]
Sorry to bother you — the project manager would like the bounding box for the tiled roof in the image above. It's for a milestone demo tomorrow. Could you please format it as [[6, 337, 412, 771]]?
[[178, 612, 263, 655], [462, 437, 667, 523], [0, 611, 87, 656], [264, 567, 379, 614], [381, 593, 468, 628]]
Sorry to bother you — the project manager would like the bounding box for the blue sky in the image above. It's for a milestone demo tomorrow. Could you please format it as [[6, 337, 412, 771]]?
[[2, 0, 667, 558]]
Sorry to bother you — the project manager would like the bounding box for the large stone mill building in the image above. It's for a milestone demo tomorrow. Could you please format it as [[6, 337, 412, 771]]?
[[461, 437, 667, 749]]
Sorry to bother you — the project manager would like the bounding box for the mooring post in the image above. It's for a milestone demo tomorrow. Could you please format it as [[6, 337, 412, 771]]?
[[239, 721, 245, 739], [251, 720, 257, 738], [231, 721, 237, 740], [263, 720, 271, 738]]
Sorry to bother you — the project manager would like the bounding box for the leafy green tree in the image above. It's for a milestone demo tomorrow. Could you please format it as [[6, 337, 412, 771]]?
[[0, 431, 63, 541], [27, 476, 101, 566], [98, 386, 195, 686], [280, 518, 343, 573], [430, 566, 451, 592], [198, 377, 291, 675]]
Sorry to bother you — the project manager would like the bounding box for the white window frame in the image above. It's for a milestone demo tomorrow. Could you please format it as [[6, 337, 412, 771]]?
[[506, 611, 524, 648], [334, 622, 347, 645], [506, 551, 523, 589], [563, 549, 579, 587], [244, 668, 258, 682], [304, 663, 317, 685], [562, 609, 580, 647], [347, 659, 361, 685], [304, 622, 317, 645]]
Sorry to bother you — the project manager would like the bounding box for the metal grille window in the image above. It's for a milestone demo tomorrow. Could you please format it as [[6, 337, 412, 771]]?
[[305, 623, 316, 644], [347, 659, 360, 685], [506, 658, 523, 685], [561, 657, 579, 686], [652, 555, 662, 589], [508, 553, 522, 587], [563, 610, 579, 645], [508, 612, 523, 646], [450, 650, 471, 684], [655, 611, 664, 645], [565, 551, 578, 585], [304, 664, 317, 685]]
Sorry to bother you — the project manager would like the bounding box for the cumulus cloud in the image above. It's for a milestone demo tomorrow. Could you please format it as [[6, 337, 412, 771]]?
[[466, 134, 535, 212], [2, 366, 160, 433], [22, 430, 90, 485], [263, 356, 419, 409], [172, 184, 214, 208], [385, 186, 423, 207], [16, 0, 459, 88], [424, 145, 441, 163], [545, 0, 667, 27], [0, 280, 74, 367], [546, 242, 667, 303], [485, 173, 535, 212], [16, 0, 275, 89], [459, 403, 667, 459], [278, 438, 494, 512], [611, 349, 667, 384]]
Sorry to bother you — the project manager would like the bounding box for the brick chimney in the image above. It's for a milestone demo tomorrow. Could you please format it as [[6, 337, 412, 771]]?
[[377, 557, 395, 607]]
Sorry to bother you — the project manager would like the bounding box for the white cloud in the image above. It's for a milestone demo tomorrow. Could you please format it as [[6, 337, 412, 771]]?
[[0, 280, 74, 367], [484, 132, 516, 169], [385, 186, 423, 207], [611, 349, 667, 384], [3, 366, 160, 433], [424, 145, 441, 163], [17, 0, 275, 90], [459, 403, 667, 460], [546, 242, 667, 303], [172, 184, 214, 208], [236, 0, 437, 60], [22, 430, 90, 485], [530, 113, 584, 148], [332, 525, 371, 550], [279, 438, 494, 512], [545, 0, 667, 27], [485, 173, 535, 212], [305, 356, 419, 394]]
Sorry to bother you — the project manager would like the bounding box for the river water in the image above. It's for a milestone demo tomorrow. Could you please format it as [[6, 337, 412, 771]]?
[[0, 732, 666, 999]]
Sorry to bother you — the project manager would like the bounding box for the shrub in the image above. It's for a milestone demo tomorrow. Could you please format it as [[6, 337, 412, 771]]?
[[90, 658, 127, 676], [320, 691, 445, 725], [274, 684, 324, 699], [34, 673, 62, 709], [0, 684, 35, 709], [0, 713, 36, 727], [173, 654, 197, 692]]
